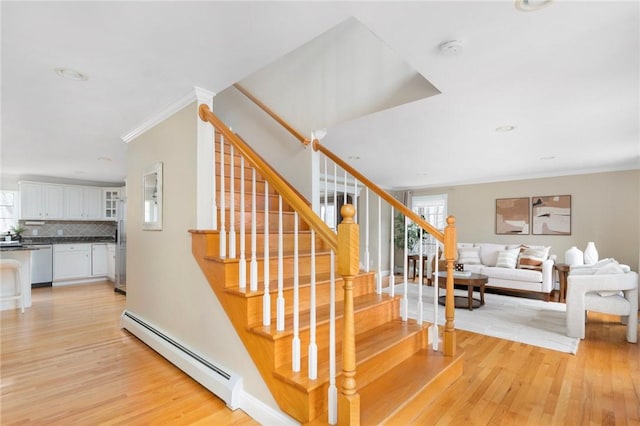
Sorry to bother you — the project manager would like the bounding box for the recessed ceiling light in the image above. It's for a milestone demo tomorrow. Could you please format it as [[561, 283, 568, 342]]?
[[540, 156, 556, 160], [54, 67, 88, 81], [495, 125, 516, 132], [97, 156, 112, 162], [515, 0, 553, 12]]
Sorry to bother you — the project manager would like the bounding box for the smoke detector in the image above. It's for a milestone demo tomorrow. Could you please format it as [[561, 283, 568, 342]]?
[[438, 40, 464, 56]]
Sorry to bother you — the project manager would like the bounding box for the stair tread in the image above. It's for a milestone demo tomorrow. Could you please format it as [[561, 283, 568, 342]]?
[[359, 349, 462, 425], [225, 271, 376, 297], [205, 249, 334, 263], [250, 293, 397, 338], [273, 319, 428, 391]]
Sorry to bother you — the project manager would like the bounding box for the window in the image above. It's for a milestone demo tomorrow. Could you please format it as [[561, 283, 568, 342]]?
[[411, 194, 448, 256], [0, 190, 19, 234]]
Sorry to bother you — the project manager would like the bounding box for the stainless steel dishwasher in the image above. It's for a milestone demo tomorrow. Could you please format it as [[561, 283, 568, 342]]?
[[30, 244, 53, 287]]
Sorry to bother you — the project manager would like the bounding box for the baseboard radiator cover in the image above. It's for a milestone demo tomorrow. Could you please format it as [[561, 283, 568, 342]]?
[[120, 310, 242, 409]]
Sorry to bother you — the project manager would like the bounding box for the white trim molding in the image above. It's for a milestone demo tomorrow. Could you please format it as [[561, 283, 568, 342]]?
[[121, 86, 215, 143], [195, 87, 216, 228]]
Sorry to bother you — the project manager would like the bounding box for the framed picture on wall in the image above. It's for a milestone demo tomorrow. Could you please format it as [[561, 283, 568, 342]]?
[[531, 195, 571, 235], [496, 197, 530, 235]]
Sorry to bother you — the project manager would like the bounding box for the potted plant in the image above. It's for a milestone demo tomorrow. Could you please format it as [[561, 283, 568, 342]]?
[[393, 213, 425, 251], [10, 225, 27, 242]]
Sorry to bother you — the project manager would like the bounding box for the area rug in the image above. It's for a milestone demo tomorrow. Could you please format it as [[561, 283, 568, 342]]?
[[385, 284, 580, 354]]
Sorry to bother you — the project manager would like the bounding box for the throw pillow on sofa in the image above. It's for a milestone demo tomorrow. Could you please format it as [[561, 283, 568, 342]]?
[[496, 248, 520, 269], [517, 246, 550, 271], [476, 243, 507, 266], [458, 246, 481, 264]]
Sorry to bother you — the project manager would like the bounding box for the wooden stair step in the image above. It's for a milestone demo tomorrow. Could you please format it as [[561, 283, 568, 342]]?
[[250, 293, 397, 338], [358, 349, 464, 426], [220, 191, 295, 212], [226, 271, 376, 325], [216, 209, 310, 232], [190, 228, 331, 258], [273, 319, 428, 392]]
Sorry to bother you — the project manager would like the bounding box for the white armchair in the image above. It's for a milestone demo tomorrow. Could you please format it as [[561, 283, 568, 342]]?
[[566, 269, 638, 343]]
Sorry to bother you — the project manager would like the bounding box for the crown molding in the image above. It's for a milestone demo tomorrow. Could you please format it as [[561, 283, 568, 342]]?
[[121, 86, 216, 143]]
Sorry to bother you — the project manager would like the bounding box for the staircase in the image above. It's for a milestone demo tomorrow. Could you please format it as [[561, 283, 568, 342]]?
[[190, 126, 463, 424]]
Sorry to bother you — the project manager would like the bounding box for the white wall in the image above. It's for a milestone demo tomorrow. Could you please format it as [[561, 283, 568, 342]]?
[[126, 102, 277, 409], [212, 86, 314, 199], [410, 170, 640, 271]]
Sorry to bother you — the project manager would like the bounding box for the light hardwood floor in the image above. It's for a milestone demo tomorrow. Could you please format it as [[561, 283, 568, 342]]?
[[1, 282, 638, 425]]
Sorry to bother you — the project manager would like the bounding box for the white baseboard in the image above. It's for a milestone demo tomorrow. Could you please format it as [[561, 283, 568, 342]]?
[[120, 310, 297, 425], [53, 277, 109, 286], [238, 392, 298, 426]]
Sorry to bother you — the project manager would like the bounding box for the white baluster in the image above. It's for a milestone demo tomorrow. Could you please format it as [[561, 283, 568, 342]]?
[[212, 131, 217, 230], [389, 206, 395, 298], [308, 229, 317, 380], [343, 170, 347, 205], [333, 163, 337, 230], [364, 187, 369, 272], [327, 249, 337, 424], [377, 197, 382, 294], [238, 156, 246, 290], [263, 181, 270, 326], [417, 227, 424, 325], [323, 156, 328, 224], [276, 195, 284, 331], [250, 168, 258, 292], [292, 212, 300, 372], [433, 242, 440, 351], [229, 144, 236, 258], [353, 178, 358, 224], [402, 216, 408, 321], [219, 134, 226, 258]]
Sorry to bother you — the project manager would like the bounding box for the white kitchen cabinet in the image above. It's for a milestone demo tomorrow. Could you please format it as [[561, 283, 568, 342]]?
[[53, 244, 91, 281], [19, 182, 64, 220], [107, 244, 116, 281], [91, 243, 108, 276], [64, 186, 102, 220], [103, 188, 121, 220]]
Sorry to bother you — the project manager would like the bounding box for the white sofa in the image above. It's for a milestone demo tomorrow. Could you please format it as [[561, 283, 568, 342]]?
[[453, 243, 556, 300]]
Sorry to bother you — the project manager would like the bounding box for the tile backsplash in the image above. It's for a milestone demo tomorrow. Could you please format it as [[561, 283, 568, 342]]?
[[19, 220, 116, 238]]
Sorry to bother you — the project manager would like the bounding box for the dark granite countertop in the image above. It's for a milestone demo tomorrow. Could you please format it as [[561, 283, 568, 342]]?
[[0, 245, 40, 251], [21, 236, 115, 245]]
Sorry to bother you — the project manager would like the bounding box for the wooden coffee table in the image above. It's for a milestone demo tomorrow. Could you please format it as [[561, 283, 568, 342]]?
[[436, 271, 488, 311]]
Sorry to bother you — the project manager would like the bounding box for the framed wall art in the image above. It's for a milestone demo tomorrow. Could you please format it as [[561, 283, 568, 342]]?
[[496, 197, 530, 235], [531, 195, 571, 235]]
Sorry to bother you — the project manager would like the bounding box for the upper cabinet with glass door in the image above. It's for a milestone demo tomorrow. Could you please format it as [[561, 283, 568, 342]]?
[[103, 188, 121, 220]]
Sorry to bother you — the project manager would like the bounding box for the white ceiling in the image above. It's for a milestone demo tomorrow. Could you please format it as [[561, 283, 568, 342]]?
[[2, 1, 638, 189]]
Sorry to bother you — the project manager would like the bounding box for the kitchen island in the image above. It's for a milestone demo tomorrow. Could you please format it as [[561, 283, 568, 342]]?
[[1, 245, 39, 311]]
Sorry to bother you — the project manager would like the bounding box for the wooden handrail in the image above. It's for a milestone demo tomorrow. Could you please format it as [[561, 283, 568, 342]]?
[[312, 140, 446, 243], [233, 83, 310, 146], [199, 104, 337, 251]]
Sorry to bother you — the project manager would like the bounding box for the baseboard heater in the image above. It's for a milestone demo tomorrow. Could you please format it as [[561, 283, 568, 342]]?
[[121, 310, 242, 409]]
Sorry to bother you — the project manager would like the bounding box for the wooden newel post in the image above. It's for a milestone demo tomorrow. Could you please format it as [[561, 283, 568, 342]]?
[[443, 215, 457, 357], [337, 204, 360, 426]]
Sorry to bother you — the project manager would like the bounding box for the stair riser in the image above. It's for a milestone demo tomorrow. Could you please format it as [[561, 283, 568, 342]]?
[[203, 232, 331, 258], [217, 175, 277, 195], [242, 273, 376, 326], [354, 328, 427, 390], [218, 252, 334, 286], [216, 209, 310, 233], [219, 191, 294, 213], [219, 159, 258, 180], [270, 297, 400, 369], [289, 327, 428, 422]]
